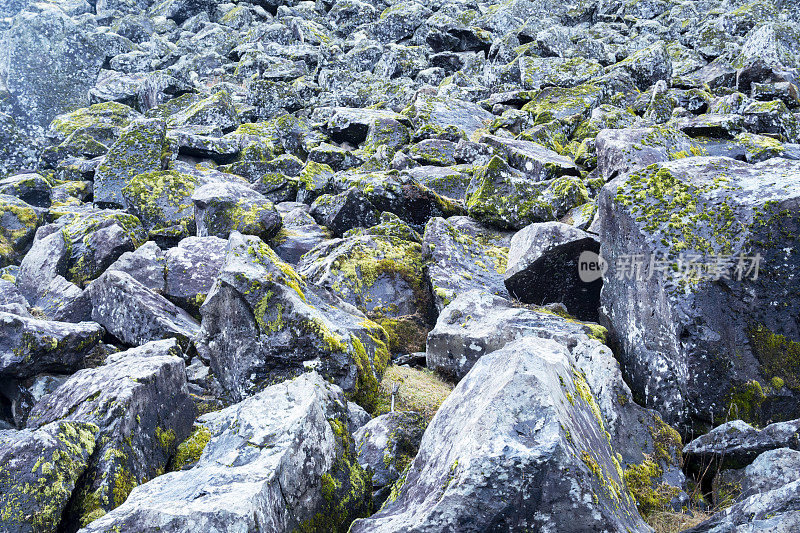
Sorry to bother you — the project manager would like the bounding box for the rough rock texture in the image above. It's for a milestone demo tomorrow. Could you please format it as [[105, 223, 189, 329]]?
[[27, 347, 196, 528], [351, 336, 650, 532], [77, 373, 371, 533], [0, 421, 98, 533], [196, 232, 390, 405], [598, 156, 800, 431]]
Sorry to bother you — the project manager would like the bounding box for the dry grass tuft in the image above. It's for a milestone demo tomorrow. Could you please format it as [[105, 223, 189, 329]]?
[[647, 510, 712, 533], [374, 365, 453, 423]]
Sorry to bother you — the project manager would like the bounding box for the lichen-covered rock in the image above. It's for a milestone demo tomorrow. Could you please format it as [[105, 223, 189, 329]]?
[[77, 373, 370, 533], [350, 336, 651, 532], [609, 41, 672, 91], [122, 170, 202, 240], [192, 180, 282, 242], [595, 126, 696, 182], [26, 347, 196, 529], [196, 232, 390, 406], [106, 241, 166, 294], [270, 203, 331, 264], [47, 102, 141, 160], [422, 216, 513, 311], [0, 311, 104, 379], [0, 194, 39, 267], [0, 173, 51, 208], [165, 90, 239, 133], [297, 234, 432, 354], [354, 411, 424, 502], [598, 156, 800, 431], [504, 221, 601, 321], [86, 270, 200, 348], [466, 156, 589, 230], [0, 113, 38, 176], [163, 236, 227, 315], [93, 118, 169, 208], [310, 188, 378, 237], [479, 134, 581, 181], [406, 93, 494, 139], [0, 421, 98, 533], [713, 448, 800, 507]]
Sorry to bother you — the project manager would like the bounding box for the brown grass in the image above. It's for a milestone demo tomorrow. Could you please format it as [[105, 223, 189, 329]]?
[[647, 510, 712, 533], [374, 365, 453, 423]]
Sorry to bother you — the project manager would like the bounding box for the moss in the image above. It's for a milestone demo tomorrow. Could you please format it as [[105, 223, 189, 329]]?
[[649, 415, 682, 466], [748, 324, 800, 391], [572, 369, 604, 429], [377, 317, 428, 354], [373, 365, 453, 422], [727, 380, 766, 424], [155, 427, 176, 449], [771, 376, 785, 389], [624, 459, 680, 519]]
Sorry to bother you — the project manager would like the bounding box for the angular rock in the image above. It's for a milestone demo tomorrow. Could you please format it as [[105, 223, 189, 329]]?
[[350, 336, 650, 532], [192, 180, 282, 242], [196, 232, 391, 405], [423, 216, 514, 311], [86, 270, 200, 348], [505, 221, 602, 321], [0, 173, 51, 208], [33, 275, 92, 322], [106, 241, 166, 294], [310, 188, 378, 237], [595, 127, 696, 182], [0, 421, 98, 533], [27, 347, 196, 528], [598, 156, 800, 430], [78, 373, 370, 533], [0, 311, 104, 379], [93, 118, 169, 207], [163, 236, 227, 314], [479, 134, 580, 181], [713, 448, 800, 507]]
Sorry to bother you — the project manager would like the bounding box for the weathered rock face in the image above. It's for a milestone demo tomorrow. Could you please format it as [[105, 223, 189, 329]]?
[[353, 411, 425, 506], [27, 347, 196, 528], [0, 421, 98, 533], [351, 336, 650, 532], [422, 216, 514, 311], [86, 270, 200, 348], [505, 221, 602, 321], [0, 4, 104, 130], [196, 232, 390, 406], [77, 373, 371, 533], [0, 312, 104, 379], [192, 180, 282, 242], [0, 194, 40, 267], [297, 233, 432, 354], [712, 448, 800, 507], [163, 236, 226, 314], [598, 156, 800, 431]]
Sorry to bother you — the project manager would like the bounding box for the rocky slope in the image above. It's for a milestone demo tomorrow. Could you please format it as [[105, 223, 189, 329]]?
[[1, 0, 800, 531]]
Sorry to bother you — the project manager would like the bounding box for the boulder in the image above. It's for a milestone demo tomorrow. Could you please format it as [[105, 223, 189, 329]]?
[[106, 241, 166, 294], [26, 346, 196, 528], [270, 204, 331, 264], [479, 134, 581, 181], [77, 373, 370, 533], [353, 411, 425, 505], [93, 118, 169, 208], [598, 156, 800, 430], [0, 4, 104, 129], [33, 275, 92, 322], [504, 221, 602, 321], [0, 311, 104, 379], [85, 270, 200, 348], [192, 180, 282, 242], [196, 232, 390, 406], [350, 336, 651, 532], [297, 234, 432, 353], [163, 236, 227, 314], [595, 127, 696, 182], [422, 216, 514, 311], [713, 448, 800, 507], [310, 188, 378, 237], [0, 421, 98, 533], [0, 173, 51, 207], [0, 194, 39, 267]]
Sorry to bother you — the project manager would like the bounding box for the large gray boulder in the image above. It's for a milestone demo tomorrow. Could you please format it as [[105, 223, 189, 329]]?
[[350, 336, 652, 532], [27, 345, 196, 528], [0, 311, 104, 379], [422, 216, 514, 311], [0, 421, 98, 533], [77, 373, 371, 533], [86, 270, 200, 348], [598, 156, 800, 431], [0, 4, 105, 130], [196, 232, 390, 407], [163, 236, 227, 314]]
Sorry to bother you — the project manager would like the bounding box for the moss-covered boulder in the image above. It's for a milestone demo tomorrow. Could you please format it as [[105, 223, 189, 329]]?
[[164, 90, 239, 133], [79, 373, 371, 533], [0, 421, 98, 533], [310, 188, 379, 237], [57, 208, 147, 287], [0, 173, 52, 208], [298, 233, 432, 354], [192, 180, 282, 241], [47, 101, 141, 159], [196, 232, 391, 407], [0, 194, 40, 267], [598, 156, 800, 431], [93, 118, 169, 207], [466, 156, 589, 230], [422, 215, 513, 311], [122, 170, 200, 240], [26, 344, 196, 529]]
